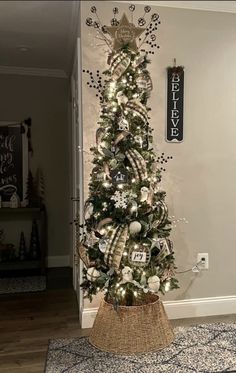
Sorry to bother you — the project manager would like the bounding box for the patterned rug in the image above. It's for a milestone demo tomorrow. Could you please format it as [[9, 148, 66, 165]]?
[[45, 322, 236, 373], [0, 276, 46, 294]]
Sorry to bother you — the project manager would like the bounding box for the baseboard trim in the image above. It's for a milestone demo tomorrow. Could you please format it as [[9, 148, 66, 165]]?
[[80, 295, 236, 329], [81, 307, 98, 329], [47, 255, 70, 268]]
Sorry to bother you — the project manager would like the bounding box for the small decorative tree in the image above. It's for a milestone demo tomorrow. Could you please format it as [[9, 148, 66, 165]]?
[[29, 220, 40, 259], [26, 170, 38, 207], [35, 168, 45, 207], [18, 231, 27, 261]]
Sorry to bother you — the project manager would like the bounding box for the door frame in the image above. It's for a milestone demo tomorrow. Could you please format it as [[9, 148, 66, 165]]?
[[71, 37, 84, 317]]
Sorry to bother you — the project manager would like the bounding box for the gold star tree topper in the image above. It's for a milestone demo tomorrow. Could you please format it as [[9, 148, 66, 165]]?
[[106, 13, 145, 52]]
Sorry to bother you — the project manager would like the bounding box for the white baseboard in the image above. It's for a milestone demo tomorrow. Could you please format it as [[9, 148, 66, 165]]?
[[80, 307, 98, 329], [164, 295, 236, 319], [80, 295, 236, 329], [47, 255, 70, 268]]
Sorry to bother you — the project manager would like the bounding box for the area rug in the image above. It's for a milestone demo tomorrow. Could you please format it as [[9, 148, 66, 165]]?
[[0, 276, 46, 294], [45, 322, 236, 373]]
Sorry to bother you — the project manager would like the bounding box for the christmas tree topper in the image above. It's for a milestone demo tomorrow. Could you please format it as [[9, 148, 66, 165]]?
[[106, 13, 145, 52]]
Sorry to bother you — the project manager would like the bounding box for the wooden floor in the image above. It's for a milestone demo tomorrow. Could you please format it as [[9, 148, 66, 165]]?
[[0, 288, 85, 373], [0, 271, 236, 373]]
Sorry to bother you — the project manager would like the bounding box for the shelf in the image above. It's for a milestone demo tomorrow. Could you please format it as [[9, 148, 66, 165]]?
[[0, 260, 41, 271], [0, 208, 42, 214]]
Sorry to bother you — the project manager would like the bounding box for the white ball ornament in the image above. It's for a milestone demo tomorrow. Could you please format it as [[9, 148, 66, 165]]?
[[122, 266, 133, 283], [86, 267, 101, 282], [129, 221, 142, 235], [148, 275, 160, 293], [140, 186, 149, 202]]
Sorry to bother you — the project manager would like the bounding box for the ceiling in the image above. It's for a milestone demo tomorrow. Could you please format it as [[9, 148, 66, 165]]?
[[0, 1, 79, 78], [0, 1, 236, 79], [121, 1, 236, 13]]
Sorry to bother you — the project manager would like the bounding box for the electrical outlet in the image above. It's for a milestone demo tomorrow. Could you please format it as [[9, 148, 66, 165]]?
[[197, 253, 209, 270]]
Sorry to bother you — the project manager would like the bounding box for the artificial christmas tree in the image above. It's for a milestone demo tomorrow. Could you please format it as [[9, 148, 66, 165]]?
[[79, 5, 178, 353]]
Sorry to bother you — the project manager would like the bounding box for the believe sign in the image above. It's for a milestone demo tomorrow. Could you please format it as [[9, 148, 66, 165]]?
[[166, 67, 184, 142]]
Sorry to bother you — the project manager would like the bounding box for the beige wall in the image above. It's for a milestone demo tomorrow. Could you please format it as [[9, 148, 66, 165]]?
[[0, 74, 70, 259], [81, 1, 236, 306]]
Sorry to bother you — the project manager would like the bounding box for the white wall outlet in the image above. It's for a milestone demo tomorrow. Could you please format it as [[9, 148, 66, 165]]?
[[197, 253, 209, 270]]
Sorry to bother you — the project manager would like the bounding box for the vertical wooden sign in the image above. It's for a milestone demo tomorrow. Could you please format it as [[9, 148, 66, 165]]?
[[166, 66, 184, 143]]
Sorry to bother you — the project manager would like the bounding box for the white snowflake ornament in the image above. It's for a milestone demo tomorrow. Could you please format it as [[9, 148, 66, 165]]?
[[111, 191, 129, 208]]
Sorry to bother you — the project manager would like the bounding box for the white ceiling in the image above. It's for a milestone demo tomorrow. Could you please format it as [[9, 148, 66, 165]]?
[[122, 1, 236, 13], [0, 1, 236, 79], [0, 1, 79, 78]]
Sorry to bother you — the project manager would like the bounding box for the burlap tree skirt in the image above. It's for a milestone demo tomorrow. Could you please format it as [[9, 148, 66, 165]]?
[[89, 296, 174, 354]]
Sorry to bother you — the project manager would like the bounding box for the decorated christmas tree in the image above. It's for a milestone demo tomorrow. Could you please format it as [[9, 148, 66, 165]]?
[[79, 5, 179, 307]]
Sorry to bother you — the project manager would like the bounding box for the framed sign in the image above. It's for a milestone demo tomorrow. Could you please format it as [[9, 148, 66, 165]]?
[[166, 66, 184, 143], [0, 122, 28, 206]]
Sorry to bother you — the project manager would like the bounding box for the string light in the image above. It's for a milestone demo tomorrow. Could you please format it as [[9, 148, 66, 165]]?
[[131, 205, 137, 212], [131, 178, 136, 183], [102, 181, 111, 188], [134, 291, 138, 297], [123, 251, 128, 256], [165, 281, 171, 292], [117, 183, 123, 189]]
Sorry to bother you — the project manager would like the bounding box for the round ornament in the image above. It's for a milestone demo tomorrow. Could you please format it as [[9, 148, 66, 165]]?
[[138, 17, 146, 27], [129, 221, 142, 234], [90, 6, 97, 13], [99, 238, 108, 253], [144, 6, 151, 13], [93, 21, 99, 28], [121, 266, 133, 283], [86, 17, 93, 26], [148, 275, 160, 293], [129, 4, 135, 12], [111, 18, 119, 26], [151, 13, 159, 21], [86, 267, 100, 282], [113, 7, 119, 14]]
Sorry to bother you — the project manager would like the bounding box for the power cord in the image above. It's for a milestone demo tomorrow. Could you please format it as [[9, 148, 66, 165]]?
[[176, 259, 204, 274]]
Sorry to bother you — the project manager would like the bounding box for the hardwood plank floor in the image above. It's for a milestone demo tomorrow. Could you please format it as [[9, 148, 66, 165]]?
[[0, 288, 86, 373]]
